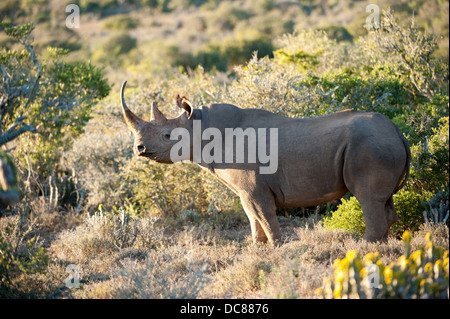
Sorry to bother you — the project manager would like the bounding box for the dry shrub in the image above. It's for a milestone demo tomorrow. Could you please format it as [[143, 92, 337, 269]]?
[[83, 256, 210, 299], [259, 256, 329, 299]]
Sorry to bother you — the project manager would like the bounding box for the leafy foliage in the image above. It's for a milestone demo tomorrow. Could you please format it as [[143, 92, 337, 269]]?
[[1, 24, 110, 177], [322, 196, 365, 236], [121, 159, 239, 217], [323, 190, 433, 237], [410, 116, 449, 191], [0, 216, 49, 297]]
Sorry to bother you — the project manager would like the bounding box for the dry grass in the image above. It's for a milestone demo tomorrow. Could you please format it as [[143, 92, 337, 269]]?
[[44, 212, 448, 299]]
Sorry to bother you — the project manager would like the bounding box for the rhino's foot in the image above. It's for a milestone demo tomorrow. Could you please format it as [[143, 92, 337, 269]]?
[[253, 235, 269, 244], [362, 232, 388, 243]]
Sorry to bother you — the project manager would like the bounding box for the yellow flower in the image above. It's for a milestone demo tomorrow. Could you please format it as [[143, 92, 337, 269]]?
[[364, 252, 379, 265], [398, 255, 408, 270], [339, 258, 349, 271], [315, 288, 323, 297], [425, 232, 432, 243], [424, 262, 433, 274], [360, 267, 367, 278], [334, 282, 343, 299], [376, 259, 385, 273], [334, 258, 342, 269], [443, 254, 449, 274], [402, 231, 411, 245], [384, 267, 393, 285], [346, 250, 358, 263], [335, 269, 345, 282], [410, 250, 423, 266]]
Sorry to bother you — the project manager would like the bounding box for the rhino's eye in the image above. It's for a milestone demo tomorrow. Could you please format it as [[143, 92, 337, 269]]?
[[163, 132, 171, 139]]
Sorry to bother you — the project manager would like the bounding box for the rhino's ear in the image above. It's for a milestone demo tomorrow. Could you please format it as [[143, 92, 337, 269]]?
[[176, 94, 193, 119], [150, 101, 167, 124]]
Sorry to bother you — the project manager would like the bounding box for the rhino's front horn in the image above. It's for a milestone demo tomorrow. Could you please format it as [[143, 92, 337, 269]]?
[[120, 81, 146, 133]]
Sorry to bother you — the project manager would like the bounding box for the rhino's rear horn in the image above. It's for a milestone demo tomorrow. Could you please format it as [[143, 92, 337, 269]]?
[[150, 101, 167, 124]]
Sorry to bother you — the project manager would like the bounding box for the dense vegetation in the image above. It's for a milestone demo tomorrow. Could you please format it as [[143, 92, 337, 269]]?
[[0, 0, 448, 298]]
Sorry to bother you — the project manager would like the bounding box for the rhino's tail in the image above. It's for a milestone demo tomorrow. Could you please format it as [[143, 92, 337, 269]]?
[[394, 133, 411, 194]]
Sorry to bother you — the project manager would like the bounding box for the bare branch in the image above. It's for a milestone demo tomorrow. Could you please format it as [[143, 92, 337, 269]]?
[[423, 139, 439, 162], [0, 37, 41, 145], [0, 123, 37, 146], [22, 43, 41, 110]]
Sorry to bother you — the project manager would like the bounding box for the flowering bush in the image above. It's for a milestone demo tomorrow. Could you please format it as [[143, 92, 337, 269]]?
[[316, 231, 449, 298]]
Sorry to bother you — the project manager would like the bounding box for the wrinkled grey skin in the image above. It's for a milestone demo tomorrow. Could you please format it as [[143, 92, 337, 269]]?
[[120, 81, 411, 243]]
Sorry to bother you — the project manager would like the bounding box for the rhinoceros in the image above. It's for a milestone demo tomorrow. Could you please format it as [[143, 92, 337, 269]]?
[[120, 81, 410, 243]]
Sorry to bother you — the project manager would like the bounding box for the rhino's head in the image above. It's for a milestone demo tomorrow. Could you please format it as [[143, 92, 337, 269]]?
[[120, 81, 194, 163]]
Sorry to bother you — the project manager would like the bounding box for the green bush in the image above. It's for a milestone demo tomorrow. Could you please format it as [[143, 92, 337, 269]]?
[[79, 0, 119, 13], [205, 5, 252, 33], [274, 47, 322, 71], [394, 94, 448, 145], [392, 190, 433, 235], [410, 116, 449, 191], [102, 15, 140, 30], [274, 30, 340, 75], [120, 159, 239, 217], [322, 196, 364, 236], [188, 34, 274, 72], [191, 45, 227, 72], [103, 33, 137, 56], [26, 57, 110, 173], [359, 10, 448, 101], [93, 33, 138, 67], [322, 190, 432, 237], [0, 217, 49, 297], [317, 25, 353, 42], [315, 69, 411, 118], [0, 23, 110, 205]]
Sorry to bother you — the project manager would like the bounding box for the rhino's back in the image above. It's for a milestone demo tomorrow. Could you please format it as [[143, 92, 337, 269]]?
[[268, 110, 404, 207], [203, 103, 286, 130]]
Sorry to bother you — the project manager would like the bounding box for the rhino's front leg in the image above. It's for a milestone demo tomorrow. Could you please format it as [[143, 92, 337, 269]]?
[[246, 212, 269, 243], [239, 191, 281, 244]]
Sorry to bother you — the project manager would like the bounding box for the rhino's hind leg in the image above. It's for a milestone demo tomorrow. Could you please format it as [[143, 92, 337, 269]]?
[[360, 197, 397, 242], [358, 197, 392, 242], [385, 196, 398, 228], [350, 188, 398, 241], [240, 191, 281, 244]]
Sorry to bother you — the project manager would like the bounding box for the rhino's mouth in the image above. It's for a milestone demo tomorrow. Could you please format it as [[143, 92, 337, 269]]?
[[139, 151, 157, 159], [139, 151, 173, 164]]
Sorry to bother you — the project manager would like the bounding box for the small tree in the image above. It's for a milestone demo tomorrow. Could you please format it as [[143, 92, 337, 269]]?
[[0, 22, 110, 206], [0, 23, 40, 146], [363, 10, 449, 101]]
